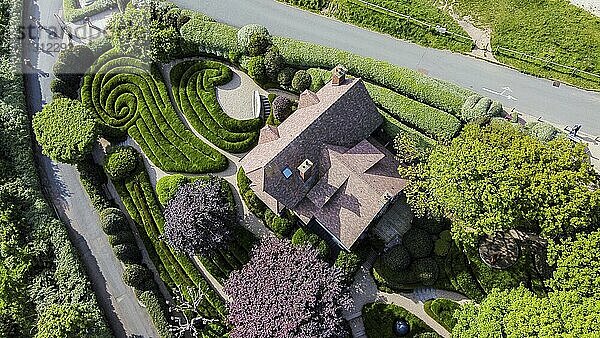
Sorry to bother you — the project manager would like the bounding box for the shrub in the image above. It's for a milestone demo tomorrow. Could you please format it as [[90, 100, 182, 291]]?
[[366, 82, 461, 141], [33, 98, 99, 164], [264, 47, 285, 81], [292, 70, 312, 92], [270, 215, 295, 238], [104, 146, 138, 181], [291, 228, 329, 258], [274, 36, 472, 114], [414, 257, 439, 286], [394, 131, 430, 165], [156, 174, 190, 205], [138, 290, 174, 338], [53, 45, 95, 93], [423, 298, 460, 331], [88, 36, 114, 57], [107, 231, 135, 246], [434, 230, 452, 257], [247, 56, 267, 83], [164, 178, 234, 256], [170, 60, 261, 153], [50, 78, 77, 99], [237, 24, 272, 56], [277, 67, 295, 86], [272, 96, 293, 121], [123, 263, 153, 290], [63, 0, 117, 22], [99, 207, 129, 235], [335, 251, 361, 283], [306, 67, 332, 91], [113, 243, 142, 264], [385, 243, 413, 269], [403, 227, 434, 258], [526, 121, 558, 142], [278, 0, 325, 10], [460, 95, 502, 122]]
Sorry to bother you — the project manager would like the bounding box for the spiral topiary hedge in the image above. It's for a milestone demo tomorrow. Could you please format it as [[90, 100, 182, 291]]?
[[170, 60, 262, 153], [81, 50, 228, 173]]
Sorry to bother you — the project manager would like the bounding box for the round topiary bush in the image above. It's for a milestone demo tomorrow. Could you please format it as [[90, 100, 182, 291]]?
[[292, 70, 312, 93], [413, 257, 439, 286], [122, 263, 153, 290], [460, 95, 502, 122], [237, 24, 272, 56], [156, 174, 190, 206], [403, 227, 434, 259], [382, 244, 411, 271], [107, 231, 135, 246], [99, 208, 129, 235], [272, 96, 293, 122], [434, 230, 453, 257], [277, 67, 295, 87], [264, 47, 284, 81], [104, 146, 138, 181], [246, 56, 266, 83], [113, 243, 142, 264]]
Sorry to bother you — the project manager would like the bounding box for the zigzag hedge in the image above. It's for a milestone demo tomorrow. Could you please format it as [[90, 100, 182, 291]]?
[[170, 60, 262, 153], [81, 50, 228, 173]]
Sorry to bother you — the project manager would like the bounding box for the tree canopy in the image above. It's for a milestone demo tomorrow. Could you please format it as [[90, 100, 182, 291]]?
[[224, 237, 351, 338], [33, 98, 99, 164], [452, 286, 600, 337], [164, 177, 233, 256], [107, 0, 182, 62], [401, 121, 600, 246]]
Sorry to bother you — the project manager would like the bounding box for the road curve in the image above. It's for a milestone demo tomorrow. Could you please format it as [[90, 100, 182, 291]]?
[[173, 0, 600, 136]]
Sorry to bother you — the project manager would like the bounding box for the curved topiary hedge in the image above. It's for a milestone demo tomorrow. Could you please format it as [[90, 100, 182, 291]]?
[[170, 60, 262, 153], [81, 50, 228, 173]]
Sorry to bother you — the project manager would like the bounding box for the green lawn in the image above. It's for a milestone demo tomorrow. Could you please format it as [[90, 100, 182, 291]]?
[[453, 0, 600, 89]]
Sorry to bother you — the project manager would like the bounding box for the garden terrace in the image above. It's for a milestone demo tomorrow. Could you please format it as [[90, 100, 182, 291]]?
[[112, 159, 228, 332], [81, 50, 228, 174], [170, 60, 262, 153]]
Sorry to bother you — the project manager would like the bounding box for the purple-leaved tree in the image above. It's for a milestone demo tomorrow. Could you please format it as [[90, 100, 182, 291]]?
[[224, 237, 351, 338], [164, 177, 233, 256]]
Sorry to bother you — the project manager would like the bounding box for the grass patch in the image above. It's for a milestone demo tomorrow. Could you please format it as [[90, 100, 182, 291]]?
[[363, 302, 440, 337], [453, 0, 600, 90]]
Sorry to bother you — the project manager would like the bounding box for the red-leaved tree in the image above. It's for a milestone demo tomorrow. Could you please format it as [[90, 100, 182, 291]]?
[[224, 237, 351, 338]]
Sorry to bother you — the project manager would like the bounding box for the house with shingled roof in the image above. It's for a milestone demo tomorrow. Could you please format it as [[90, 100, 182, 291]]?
[[240, 66, 406, 250]]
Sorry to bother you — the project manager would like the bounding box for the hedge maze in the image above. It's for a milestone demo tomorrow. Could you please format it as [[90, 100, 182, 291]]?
[[170, 60, 262, 153], [81, 51, 228, 174]]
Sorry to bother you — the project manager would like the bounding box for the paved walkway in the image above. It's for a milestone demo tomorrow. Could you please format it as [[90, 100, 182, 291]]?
[[25, 2, 158, 337]]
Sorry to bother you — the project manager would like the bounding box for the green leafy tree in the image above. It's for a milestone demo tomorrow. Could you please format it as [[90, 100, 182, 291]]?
[[35, 303, 98, 338], [107, 0, 181, 62], [453, 287, 600, 337], [237, 24, 272, 56], [547, 230, 600, 298], [33, 98, 99, 164], [402, 121, 600, 246]]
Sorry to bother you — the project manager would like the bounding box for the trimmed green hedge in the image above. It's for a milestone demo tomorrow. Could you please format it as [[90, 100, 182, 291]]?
[[366, 82, 461, 141], [63, 0, 116, 22], [423, 298, 460, 332], [138, 290, 174, 338], [112, 155, 228, 325], [291, 227, 329, 258], [379, 109, 436, 150], [170, 60, 262, 153], [81, 50, 228, 173], [180, 16, 241, 58], [363, 302, 440, 338], [273, 36, 472, 115]]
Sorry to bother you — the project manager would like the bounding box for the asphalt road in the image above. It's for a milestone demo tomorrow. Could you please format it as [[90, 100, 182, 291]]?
[[24, 1, 158, 337], [173, 0, 600, 136]]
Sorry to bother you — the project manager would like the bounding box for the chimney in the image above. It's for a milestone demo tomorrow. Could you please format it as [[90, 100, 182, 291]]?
[[298, 159, 314, 182], [331, 65, 347, 86]]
